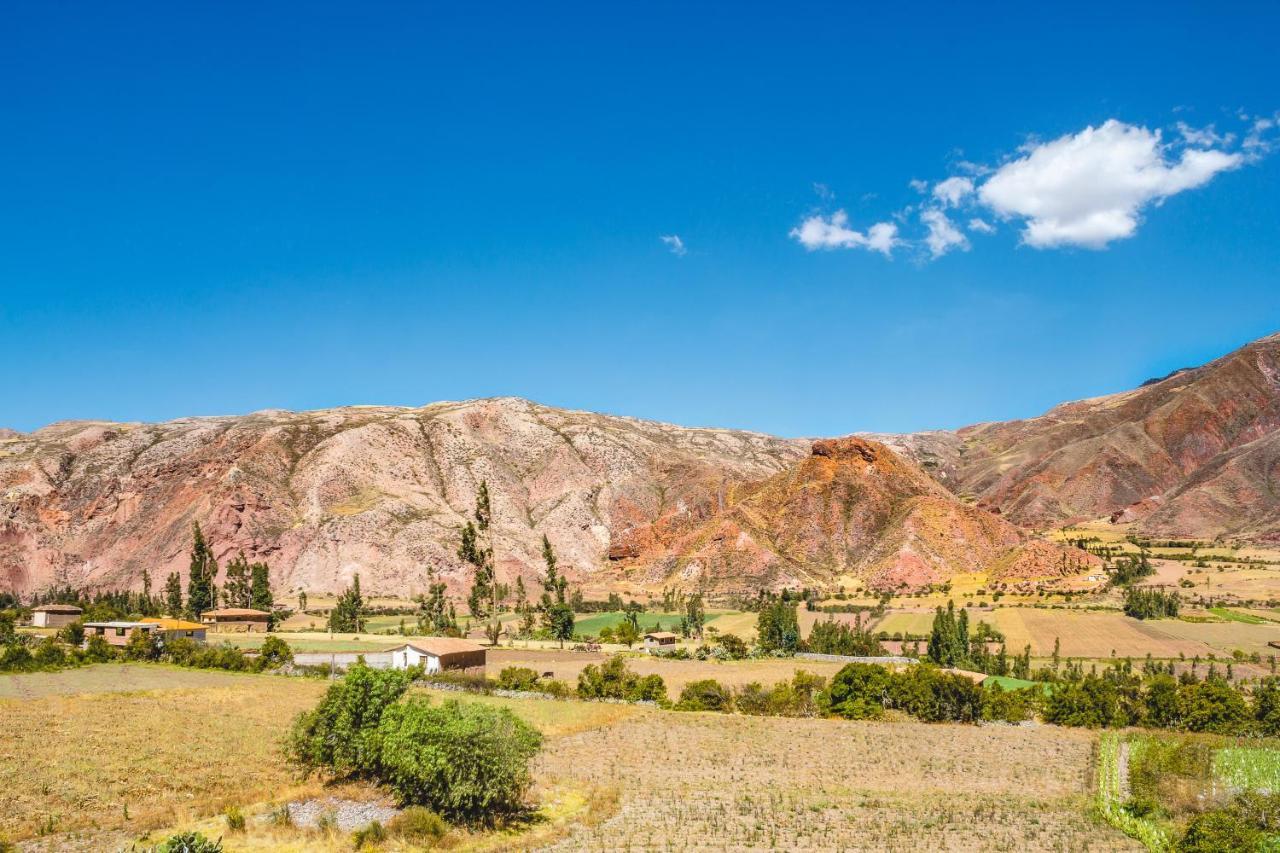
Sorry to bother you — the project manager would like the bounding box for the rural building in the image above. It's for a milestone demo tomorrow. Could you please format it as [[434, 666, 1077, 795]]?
[[83, 621, 159, 648], [388, 638, 486, 674], [31, 604, 83, 629], [643, 631, 678, 652], [200, 608, 271, 632], [140, 617, 207, 642]]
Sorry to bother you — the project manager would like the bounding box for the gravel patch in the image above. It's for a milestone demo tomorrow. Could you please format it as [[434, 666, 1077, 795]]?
[[277, 796, 400, 831]]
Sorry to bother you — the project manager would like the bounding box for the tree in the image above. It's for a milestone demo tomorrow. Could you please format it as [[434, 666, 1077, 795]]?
[[825, 663, 893, 720], [684, 593, 705, 639], [223, 554, 252, 609], [756, 596, 799, 654], [613, 619, 641, 648], [538, 535, 574, 646], [415, 583, 458, 636], [377, 697, 542, 824], [460, 482, 501, 645], [329, 574, 366, 633], [249, 561, 273, 611], [287, 663, 411, 777], [298, 590, 308, 612], [185, 522, 219, 618]]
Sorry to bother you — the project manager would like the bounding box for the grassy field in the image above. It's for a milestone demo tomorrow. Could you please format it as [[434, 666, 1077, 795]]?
[[1214, 746, 1280, 792], [1, 663, 1137, 850], [571, 610, 715, 635]]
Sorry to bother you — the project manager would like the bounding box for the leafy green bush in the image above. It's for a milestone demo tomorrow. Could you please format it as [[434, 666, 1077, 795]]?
[[255, 635, 294, 669], [377, 697, 542, 824], [824, 663, 892, 720], [287, 663, 410, 777], [352, 820, 386, 848], [675, 679, 733, 712], [83, 634, 116, 662], [980, 682, 1038, 723], [1176, 809, 1263, 852], [576, 655, 667, 703], [497, 666, 541, 691], [223, 806, 245, 833]]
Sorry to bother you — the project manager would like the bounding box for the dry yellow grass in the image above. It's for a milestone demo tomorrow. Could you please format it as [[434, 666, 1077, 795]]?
[[537, 712, 1136, 851]]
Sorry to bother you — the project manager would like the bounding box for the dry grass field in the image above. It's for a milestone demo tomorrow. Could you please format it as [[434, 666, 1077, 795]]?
[[0, 664, 1137, 851], [538, 713, 1135, 851]]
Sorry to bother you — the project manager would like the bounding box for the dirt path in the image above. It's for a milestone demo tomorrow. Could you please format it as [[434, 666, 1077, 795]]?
[[1116, 740, 1131, 802]]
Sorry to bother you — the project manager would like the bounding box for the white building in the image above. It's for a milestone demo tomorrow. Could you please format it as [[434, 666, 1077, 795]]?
[[387, 638, 486, 674]]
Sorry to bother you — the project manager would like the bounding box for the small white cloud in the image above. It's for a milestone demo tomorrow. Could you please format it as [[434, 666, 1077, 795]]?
[[812, 182, 835, 200], [660, 234, 687, 257], [1176, 121, 1232, 148], [1244, 114, 1278, 157], [932, 176, 974, 207], [968, 218, 995, 234], [921, 209, 968, 258], [977, 119, 1243, 249], [789, 210, 899, 256], [908, 178, 928, 194]]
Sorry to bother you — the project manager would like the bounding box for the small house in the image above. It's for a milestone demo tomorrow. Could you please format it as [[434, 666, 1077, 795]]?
[[140, 617, 208, 642], [31, 604, 83, 629], [388, 638, 487, 674], [643, 631, 678, 652], [83, 621, 159, 648], [200, 608, 271, 633]]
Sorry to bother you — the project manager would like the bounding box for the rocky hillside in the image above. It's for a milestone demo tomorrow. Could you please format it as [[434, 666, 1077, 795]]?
[[1, 397, 1091, 598], [0, 399, 808, 597], [612, 436, 1097, 593], [875, 332, 1280, 540]]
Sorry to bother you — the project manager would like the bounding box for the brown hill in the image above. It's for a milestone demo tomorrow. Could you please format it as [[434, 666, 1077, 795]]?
[[874, 332, 1280, 537], [613, 437, 1097, 593], [0, 399, 805, 597]]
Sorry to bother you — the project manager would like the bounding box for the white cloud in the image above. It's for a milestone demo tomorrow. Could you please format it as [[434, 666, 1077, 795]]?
[[968, 218, 995, 234], [660, 234, 687, 256], [978, 119, 1243, 248], [921, 209, 968, 258], [1176, 121, 1232, 148], [932, 176, 974, 207], [908, 178, 928, 194], [789, 210, 898, 256], [812, 182, 834, 200]]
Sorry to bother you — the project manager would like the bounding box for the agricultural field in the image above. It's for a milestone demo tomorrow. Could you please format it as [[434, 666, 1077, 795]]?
[[1097, 731, 1280, 848], [571, 610, 710, 635], [221, 631, 403, 654], [486, 648, 853, 695], [0, 664, 1136, 851]]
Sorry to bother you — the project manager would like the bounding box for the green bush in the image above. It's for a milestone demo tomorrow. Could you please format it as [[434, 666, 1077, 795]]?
[[577, 655, 667, 703], [675, 679, 733, 712], [825, 663, 892, 720], [287, 663, 411, 777], [980, 683, 1038, 723], [388, 806, 448, 842], [496, 666, 541, 691], [377, 697, 542, 824], [153, 831, 223, 853], [1176, 809, 1263, 852], [223, 806, 245, 833], [255, 635, 293, 670], [83, 634, 115, 662]]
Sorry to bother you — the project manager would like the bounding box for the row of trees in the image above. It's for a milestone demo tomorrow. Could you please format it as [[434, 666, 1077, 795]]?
[[169, 523, 274, 619]]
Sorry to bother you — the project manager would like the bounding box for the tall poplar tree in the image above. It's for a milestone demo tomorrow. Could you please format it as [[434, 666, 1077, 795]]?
[[460, 481, 501, 644], [249, 561, 273, 610], [185, 522, 218, 618], [223, 553, 252, 608], [163, 571, 183, 617]]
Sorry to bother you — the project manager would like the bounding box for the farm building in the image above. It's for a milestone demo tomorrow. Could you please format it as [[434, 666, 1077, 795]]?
[[83, 621, 159, 648], [643, 631, 678, 652], [200, 608, 271, 632], [31, 604, 83, 629], [140, 617, 207, 642], [388, 638, 486, 674]]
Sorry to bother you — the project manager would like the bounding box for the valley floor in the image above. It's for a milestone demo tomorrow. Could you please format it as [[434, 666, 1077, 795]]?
[[0, 664, 1136, 851]]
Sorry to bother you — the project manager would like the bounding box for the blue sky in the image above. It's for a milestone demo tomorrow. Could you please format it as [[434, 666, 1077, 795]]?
[[3, 2, 1278, 436]]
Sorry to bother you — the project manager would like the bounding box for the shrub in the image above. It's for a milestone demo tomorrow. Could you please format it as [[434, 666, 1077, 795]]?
[[287, 663, 411, 777], [1176, 809, 1263, 852], [388, 806, 449, 842], [675, 679, 733, 712], [255, 635, 293, 670], [577, 655, 667, 703], [83, 634, 115, 662], [889, 666, 982, 723], [980, 683, 1038, 723], [223, 806, 245, 833], [124, 629, 161, 661], [497, 666, 541, 691], [734, 682, 771, 715], [352, 820, 386, 848], [32, 638, 68, 669], [153, 831, 223, 852], [825, 663, 893, 720], [377, 697, 542, 824], [59, 621, 85, 646]]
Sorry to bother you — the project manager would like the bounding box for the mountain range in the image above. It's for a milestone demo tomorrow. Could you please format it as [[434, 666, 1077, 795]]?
[[2, 332, 1277, 597]]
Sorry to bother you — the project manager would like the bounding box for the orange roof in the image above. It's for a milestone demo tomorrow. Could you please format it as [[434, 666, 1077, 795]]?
[[140, 618, 206, 631]]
